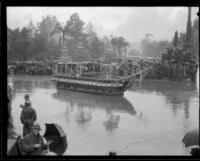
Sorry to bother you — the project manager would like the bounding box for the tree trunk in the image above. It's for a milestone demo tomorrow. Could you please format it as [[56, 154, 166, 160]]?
[[118, 47, 121, 58], [23, 45, 26, 61], [63, 32, 65, 47]]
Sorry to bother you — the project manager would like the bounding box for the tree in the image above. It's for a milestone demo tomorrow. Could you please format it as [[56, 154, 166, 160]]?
[[177, 32, 186, 49], [161, 46, 174, 62], [116, 36, 125, 57], [34, 15, 61, 59], [8, 15, 61, 61], [122, 40, 130, 58], [33, 31, 48, 58], [7, 27, 13, 54], [38, 15, 59, 42], [7, 28, 20, 60], [59, 36, 62, 48], [110, 36, 129, 58], [155, 40, 171, 58], [141, 34, 157, 57], [50, 22, 65, 46], [86, 30, 97, 47], [20, 28, 32, 61], [145, 33, 153, 41], [128, 49, 140, 56], [192, 18, 199, 62], [173, 48, 184, 62], [141, 34, 171, 59], [65, 13, 88, 50], [173, 31, 178, 48], [84, 22, 94, 34], [110, 36, 118, 53], [101, 35, 112, 51], [88, 36, 104, 58], [7, 27, 32, 61], [51, 13, 88, 53]]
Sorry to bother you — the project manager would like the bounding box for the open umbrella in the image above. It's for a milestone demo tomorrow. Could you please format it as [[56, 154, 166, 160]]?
[[43, 123, 68, 155], [182, 128, 199, 148]]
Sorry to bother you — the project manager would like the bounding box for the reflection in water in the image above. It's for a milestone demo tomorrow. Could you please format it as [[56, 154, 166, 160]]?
[[184, 99, 189, 119], [132, 80, 196, 92], [103, 114, 120, 133], [8, 75, 54, 102], [132, 80, 197, 119], [9, 75, 53, 91], [52, 89, 136, 131], [52, 90, 136, 115], [137, 112, 149, 122], [75, 105, 92, 128]]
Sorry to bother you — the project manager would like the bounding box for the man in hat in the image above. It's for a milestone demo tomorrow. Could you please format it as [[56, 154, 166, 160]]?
[[21, 123, 49, 155], [20, 98, 37, 137]]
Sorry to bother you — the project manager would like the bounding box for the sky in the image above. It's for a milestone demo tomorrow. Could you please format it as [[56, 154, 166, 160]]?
[[7, 7, 199, 43]]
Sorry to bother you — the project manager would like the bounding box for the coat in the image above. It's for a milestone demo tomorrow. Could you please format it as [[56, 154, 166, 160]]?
[[20, 107, 37, 125], [22, 132, 48, 155], [20, 107, 37, 137]]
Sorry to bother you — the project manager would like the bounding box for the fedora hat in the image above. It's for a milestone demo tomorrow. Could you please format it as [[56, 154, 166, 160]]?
[[32, 123, 41, 130]]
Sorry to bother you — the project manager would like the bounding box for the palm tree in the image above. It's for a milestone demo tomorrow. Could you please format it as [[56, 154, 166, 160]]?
[[173, 31, 178, 48], [110, 36, 129, 58], [110, 36, 118, 53], [116, 36, 125, 58], [50, 23, 66, 47], [7, 27, 13, 52], [123, 40, 130, 59]]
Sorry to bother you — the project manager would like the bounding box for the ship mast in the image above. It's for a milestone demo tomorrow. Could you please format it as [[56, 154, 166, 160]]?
[[62, 35, 69, 74]]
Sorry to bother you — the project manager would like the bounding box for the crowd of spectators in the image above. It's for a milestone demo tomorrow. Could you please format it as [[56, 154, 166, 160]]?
[[146, 60, 198, 82]]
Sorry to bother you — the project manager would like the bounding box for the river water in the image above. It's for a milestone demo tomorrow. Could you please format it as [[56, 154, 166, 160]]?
[[8, 75, 199, 155]]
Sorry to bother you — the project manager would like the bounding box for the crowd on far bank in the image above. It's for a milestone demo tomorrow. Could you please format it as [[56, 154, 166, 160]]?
[[8, 57, 198, 83], [7, 60, 54, 75], [146, 60, 198, 82]]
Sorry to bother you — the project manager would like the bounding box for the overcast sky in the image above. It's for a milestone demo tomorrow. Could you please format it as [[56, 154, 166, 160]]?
[[7, 7, 199, 42]]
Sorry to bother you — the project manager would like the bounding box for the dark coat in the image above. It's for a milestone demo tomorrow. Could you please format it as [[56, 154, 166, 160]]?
[[20, 107, 37, 125], [20, 107, 37, 137], [22, 132, 48, 155]]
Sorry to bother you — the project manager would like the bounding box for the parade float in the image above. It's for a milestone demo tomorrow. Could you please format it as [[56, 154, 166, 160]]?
[[51, 46, 152, 95]]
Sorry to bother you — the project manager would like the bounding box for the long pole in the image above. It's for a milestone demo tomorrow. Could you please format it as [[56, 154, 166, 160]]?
[[137, 62, 142, 82], [133, 61, 142, 82]]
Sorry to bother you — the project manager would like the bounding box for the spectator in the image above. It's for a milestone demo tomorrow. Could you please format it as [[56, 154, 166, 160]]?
[[20, 101, 37, 137], [20, 94, 31, 109]]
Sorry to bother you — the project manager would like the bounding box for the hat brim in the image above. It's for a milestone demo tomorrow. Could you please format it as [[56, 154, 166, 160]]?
[[32, 127, 41, 130]]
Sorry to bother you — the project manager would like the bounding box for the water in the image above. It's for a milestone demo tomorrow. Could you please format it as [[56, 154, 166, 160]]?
[[8, 75, 199, 155]]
